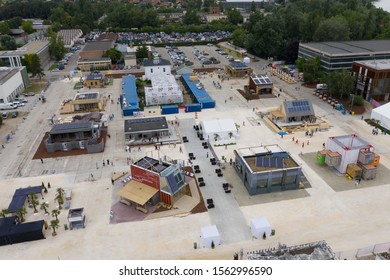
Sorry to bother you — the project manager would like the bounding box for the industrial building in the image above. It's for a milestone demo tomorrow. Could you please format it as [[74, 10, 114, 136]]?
[[0, 67, 29, 104], [77, 57, 112, 71], [234, 145, 302, 195], [298, 40, 390, 72], [0, 40, 50, 68], [144, 74, 183, 106], [124, 116, 169, 142], [79, 41, 115, 60], [44, 121, 104, 153], [57, 29, 83, 48], [352, 59, 390, 101]]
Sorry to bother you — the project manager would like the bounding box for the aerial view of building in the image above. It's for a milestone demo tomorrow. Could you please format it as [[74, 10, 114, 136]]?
[[144, 74, 183, 106]]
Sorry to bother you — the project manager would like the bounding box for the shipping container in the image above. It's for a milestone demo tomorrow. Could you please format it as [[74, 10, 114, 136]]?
[[185, 103, 201, 112], [359, 164, 377, 180], [346, 163, 362, 179], [358, 150, 375, 164], [325, 151, 341, 167], [161, 105, 179, 115], [317, 150, 330, 165]]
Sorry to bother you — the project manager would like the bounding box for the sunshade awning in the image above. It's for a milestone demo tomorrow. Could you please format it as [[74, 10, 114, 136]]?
[[270, 110, 284, 118], [117, 180, 158, 206]]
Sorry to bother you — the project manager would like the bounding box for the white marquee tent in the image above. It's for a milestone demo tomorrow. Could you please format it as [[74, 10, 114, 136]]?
[[250, 217, 271, 239], [145, 74, 183, 106], [200, 225, 221, 248], [201, 119, 238, 141], [371, 103, 390, 131]]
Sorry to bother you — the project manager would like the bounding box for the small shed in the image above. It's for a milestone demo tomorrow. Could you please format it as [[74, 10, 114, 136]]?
[[67, 208, 86, 230], [200, 225, 221, 248], [250, 217, 271, 239]]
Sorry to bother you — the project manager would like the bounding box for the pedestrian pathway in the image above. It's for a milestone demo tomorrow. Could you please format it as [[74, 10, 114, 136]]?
[[180, 118, 252, 244]]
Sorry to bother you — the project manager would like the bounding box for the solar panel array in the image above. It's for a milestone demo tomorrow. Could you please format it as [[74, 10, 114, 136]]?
[[136, 157, 159, 169], [52, 121, 91, 132], [255, 157, 284, 168], [287, 100, 312, 114], [252, 76, 272, 85], [230, 61, 248, 69]]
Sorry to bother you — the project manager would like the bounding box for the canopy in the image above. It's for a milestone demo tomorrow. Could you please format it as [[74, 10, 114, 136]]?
[[201, 119, 237, 140], [8, 186, 43, 213], [117, 180, 158, 206], [371, 102, 390, 131], [200, 225, 221, 248], [250, 217, 271, 239]]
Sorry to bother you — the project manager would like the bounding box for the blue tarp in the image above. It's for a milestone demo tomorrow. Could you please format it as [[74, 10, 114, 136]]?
[[182, 74, 215, 109], [7, 186, 43, 213]]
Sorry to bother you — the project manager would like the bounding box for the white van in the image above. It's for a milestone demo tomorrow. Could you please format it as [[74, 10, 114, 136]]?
[[12, 101, 24, 107], [0, 103, 17, 110]]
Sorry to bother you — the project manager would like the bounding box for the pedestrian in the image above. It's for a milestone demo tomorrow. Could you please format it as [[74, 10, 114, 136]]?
[[302, 142, 304, 148], [225, 144, 227, 149], [225, 99, 227, 103], [355, 181, 359, 188], [1, 144, 4, 149], [361, 115, 364, 120], [243, 121, 245, 126], [111, 178, 114, 185], [253, 107, 255, 112], [96, 162, 99, 169], [111, 160, 113, 166], [296, 139, 298, 144], [322, 143, 325, 149], [307, 140, 310, 145], [40, 158, 44, 164], [107, 159, 110, 165], [292, 137, 295, 142], [179, 146, 182, 153], [102, 160, 105, 167], [138, 145, 141, 152], [206, 152, 209, 158]]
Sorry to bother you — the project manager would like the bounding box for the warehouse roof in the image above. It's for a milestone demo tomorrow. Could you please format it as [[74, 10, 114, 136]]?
[[300, 40, 390, 57]]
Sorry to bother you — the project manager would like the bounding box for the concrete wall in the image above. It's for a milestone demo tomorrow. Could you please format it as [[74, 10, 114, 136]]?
[[0, 69, 24, 103]]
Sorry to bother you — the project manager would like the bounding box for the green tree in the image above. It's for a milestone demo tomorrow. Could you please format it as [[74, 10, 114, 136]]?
[[15, 207, 27, 223], [1, 209, 8, 218], [52, 209, 60, 222], [231, 28, 248, 48], [102, 48, 122, 64], [49, 220, 60, 236], [226, 8, 243, 25], [29, 193, 39, 213], [136, 45, 149, 62], [21, 20, 34, 34], [55, 188, 65, 210], [250, 1, 257, 13], [22, 54, 44, 78], [0, 22, 10, 35], [40, 202, 49, 215], [302, 56, 323, 84], [313, 16, 350, 42], [49, 32, 66, 61], [7, 17, 22, 29], [325, 70, 357, 99], [0, 35, 16, 50], [183, 10, 201, 25]]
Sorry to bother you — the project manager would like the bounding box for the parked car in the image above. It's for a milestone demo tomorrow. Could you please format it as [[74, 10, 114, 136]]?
[[15, 97, 27, 103], [23, 92, 35, 96], [11, 111, 18, 118], [2, 111, 9, 119]]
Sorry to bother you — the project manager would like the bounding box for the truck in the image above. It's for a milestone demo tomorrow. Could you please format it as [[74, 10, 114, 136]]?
[[0, 103, 17, 110]]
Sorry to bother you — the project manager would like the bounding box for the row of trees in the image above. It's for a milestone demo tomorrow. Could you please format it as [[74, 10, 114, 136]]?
[[0, 185, 65, 237], [232, 0, 390, 62]]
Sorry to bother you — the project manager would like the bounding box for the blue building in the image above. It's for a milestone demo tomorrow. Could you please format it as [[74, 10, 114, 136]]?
[[121, 75, 140, 116]]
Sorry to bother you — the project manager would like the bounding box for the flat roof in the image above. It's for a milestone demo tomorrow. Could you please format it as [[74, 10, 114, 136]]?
[[144, 57, 171, 67], [300, 40, 390, 57], [329, 134, 370, 150], [0, 40, 49, 57], [50, 121, 93, 135], [354, 59, 390, 71], [78, 57, 112, 63], [75, 92, 99, 100], [0, 68, 20, 85], [82, 41, 114, 52], [86, 73, 103, 80], [229, 61, 249, 69], [122, 75, 138, 107], [251, 74, 272, 85], [124, 116, 168, 134]]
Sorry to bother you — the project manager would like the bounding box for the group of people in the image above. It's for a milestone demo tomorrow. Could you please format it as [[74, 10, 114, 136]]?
[[101, 159, 113, 167]]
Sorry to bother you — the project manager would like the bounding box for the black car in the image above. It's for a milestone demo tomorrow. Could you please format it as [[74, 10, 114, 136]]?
[[12, 111, 18, 118]]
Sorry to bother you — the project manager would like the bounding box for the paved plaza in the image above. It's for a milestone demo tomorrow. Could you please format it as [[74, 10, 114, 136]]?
[[0, 50, 390, 260]]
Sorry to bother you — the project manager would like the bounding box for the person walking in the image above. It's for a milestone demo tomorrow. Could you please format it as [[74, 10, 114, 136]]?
[[206, 152, 209, 158], [179, 146, 182, 153], [40, 158, 44, 164], [102, 160, 105, 167]]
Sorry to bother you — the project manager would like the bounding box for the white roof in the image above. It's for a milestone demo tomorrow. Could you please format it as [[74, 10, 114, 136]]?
[[372, 102, 390, 117], [200, 225, 220, 239], [251, 217, 271, 230], [356, 59, 390, 71], [151, 74, 178, 87], [201, 119, 236, 135]]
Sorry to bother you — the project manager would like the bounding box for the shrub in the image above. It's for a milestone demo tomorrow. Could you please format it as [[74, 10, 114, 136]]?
[[353, 95, 364, 106]]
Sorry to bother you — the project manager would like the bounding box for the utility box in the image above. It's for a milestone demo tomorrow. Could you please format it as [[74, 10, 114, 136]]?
[[358, 151, 375, 165], [346, 163, 362, 179]]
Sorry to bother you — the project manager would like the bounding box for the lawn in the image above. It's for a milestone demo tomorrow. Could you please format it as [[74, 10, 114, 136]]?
[[24, 82, 47, 94]]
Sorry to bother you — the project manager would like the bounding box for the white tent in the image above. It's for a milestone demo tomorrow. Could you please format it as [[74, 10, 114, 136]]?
[[243, 57, 250, 64], [201, 119, 238, 141], [371, 103, 390, 131], [250, 217, 271, 239], [200, 225, 221, 248]]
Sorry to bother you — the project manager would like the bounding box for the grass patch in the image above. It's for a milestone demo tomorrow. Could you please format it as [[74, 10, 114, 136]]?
[[24, 82, 46, 94], [74, 82, 83, 90]]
